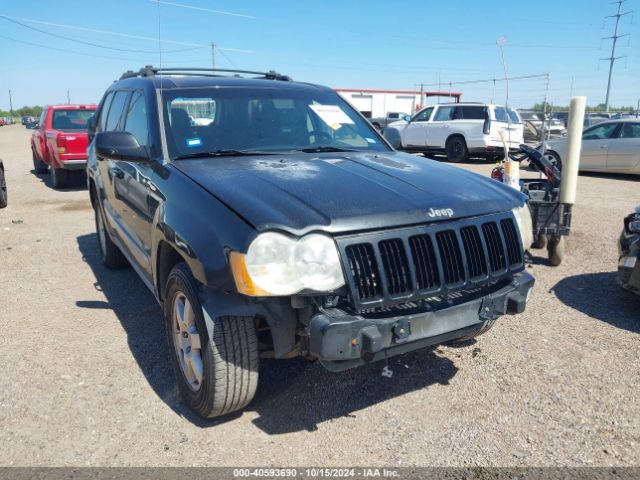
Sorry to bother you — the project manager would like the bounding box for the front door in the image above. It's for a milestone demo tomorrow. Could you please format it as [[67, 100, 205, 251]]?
[[402, 107, 433, 147], [113, 90, 156, 279], [580, 122, 620, 171]]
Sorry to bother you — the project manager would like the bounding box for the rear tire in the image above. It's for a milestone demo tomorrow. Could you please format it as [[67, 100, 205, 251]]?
[[0, 167, 7, 209], [51, 164, 69, 189], [164, 263, 259, 419], [94, 201, 128, 269], [445, 136, 468, 163], [32, 151, 48, 174]]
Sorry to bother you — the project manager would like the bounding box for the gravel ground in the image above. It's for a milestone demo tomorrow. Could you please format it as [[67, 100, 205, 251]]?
[[0, 124, 638, 467]]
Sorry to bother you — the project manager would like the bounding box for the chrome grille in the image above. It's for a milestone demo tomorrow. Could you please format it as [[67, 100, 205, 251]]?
[[339, 212, 524, 310]]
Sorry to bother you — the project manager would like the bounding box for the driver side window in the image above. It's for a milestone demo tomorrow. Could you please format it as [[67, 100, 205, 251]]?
[[412, 107, 433, 122], [582, 123, 618, 140]]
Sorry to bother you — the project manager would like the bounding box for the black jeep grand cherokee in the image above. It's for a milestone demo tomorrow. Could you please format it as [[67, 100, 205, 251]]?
[[87, 67, 534, 419]]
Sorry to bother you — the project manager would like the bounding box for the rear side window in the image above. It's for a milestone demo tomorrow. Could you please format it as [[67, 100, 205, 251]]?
[[459, 106, 485, 120], [434, 106, 454, 121], [52, 110, 94, 130], [619, 123, 640, 138], [105, 91, 129, 131], [98, 92, 114, 132], [123, 91, 149, 146]]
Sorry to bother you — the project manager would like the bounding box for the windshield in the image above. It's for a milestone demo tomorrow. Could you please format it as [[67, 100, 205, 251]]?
[[161, 86, 389, 159], [52, 109, 95, 130]]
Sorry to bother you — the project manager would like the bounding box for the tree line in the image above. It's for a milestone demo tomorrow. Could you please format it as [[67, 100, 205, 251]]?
[[0, 106, 44, 118], [531, 102, 638, 113]]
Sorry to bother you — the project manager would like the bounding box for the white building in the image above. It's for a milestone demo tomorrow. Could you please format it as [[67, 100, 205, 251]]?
[[335, 88, 462, 118]]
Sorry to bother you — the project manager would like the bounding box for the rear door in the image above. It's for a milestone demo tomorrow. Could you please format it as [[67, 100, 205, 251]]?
[[580, 122, 620, 171], [606, 122, 640, 172], [95, 90, 134, 252], [402, 107, 433, 147]]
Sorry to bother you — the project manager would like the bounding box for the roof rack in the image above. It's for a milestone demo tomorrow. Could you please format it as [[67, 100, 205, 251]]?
[[120, 66, 292, 81]]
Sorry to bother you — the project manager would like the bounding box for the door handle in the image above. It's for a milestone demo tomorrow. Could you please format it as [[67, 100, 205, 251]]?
[[109, 166, 124, 179], [599, 145, 608, 149]]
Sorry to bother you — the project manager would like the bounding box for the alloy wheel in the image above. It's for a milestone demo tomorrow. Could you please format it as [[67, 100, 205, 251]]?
[[172, 293, 204, 391]]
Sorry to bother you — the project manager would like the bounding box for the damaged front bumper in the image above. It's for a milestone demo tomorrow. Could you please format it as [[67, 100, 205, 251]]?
[[618, 230, 640, 295], [309, 272, 534, 372]]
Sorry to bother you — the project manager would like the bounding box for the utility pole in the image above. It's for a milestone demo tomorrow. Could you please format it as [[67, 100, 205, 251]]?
[[8, 90, 13, 119], [569, 76, 574, 98], [419, 82, 424, 111], [539, 73, 550, 160], [67, 90, 70, 104], [602, 0, 631, 113], [211, 42, 215, 70]]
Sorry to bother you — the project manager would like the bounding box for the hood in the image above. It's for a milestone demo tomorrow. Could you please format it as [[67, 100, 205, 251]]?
[[544, 138, 567, 153], [173, 151, 526, 235], [387, 120, 408, 128]]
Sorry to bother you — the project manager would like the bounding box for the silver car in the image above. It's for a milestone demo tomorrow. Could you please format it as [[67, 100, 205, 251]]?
[[544, 119, 640, 174]]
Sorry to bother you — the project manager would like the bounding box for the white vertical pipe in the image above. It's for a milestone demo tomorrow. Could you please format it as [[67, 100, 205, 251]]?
[[559, 96, 586, 205]]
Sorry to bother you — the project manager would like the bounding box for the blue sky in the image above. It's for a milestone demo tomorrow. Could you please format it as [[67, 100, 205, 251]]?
[[0, 0, 638, 111]]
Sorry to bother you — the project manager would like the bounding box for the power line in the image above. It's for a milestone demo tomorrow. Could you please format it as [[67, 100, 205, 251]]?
[[0, 15, 203, 53], [149, 0, 256, 19], [601, 0, 632, 112], [0, 14, 205, 47], [217, 47, 239, 69], [0, 33, 144, 62], [0, 14, 256, 53]]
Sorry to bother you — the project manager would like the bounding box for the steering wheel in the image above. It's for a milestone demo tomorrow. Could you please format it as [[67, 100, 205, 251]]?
[[309, 130, 333, 144]]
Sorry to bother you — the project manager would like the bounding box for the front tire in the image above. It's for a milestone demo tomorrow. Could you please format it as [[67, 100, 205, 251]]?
[[445, 136, 468, 163], [164, 263, 259, 419]]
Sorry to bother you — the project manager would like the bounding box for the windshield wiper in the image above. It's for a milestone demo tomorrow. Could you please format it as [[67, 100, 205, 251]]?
[[173, 149, 280, 160], [294, 146, 358, 153]]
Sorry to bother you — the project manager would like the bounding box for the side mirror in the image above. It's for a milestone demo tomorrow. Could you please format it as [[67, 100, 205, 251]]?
[[403, 115, 412, 122], [95, 131, 149, 162]]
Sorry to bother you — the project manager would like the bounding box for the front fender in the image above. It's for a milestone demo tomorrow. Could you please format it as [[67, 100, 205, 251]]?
[[150, 164, 256, 296]]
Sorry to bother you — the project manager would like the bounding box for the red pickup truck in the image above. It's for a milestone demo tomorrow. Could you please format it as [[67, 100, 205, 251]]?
[[31, 104, 96, 188]]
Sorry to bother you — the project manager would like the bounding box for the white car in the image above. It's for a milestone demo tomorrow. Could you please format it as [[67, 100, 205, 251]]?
[[384, 103, 524, 162], [544, 119, 640, 174]]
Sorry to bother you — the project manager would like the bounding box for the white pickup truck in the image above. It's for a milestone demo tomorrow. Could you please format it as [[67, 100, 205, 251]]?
[[383, 103, 524, 162]]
